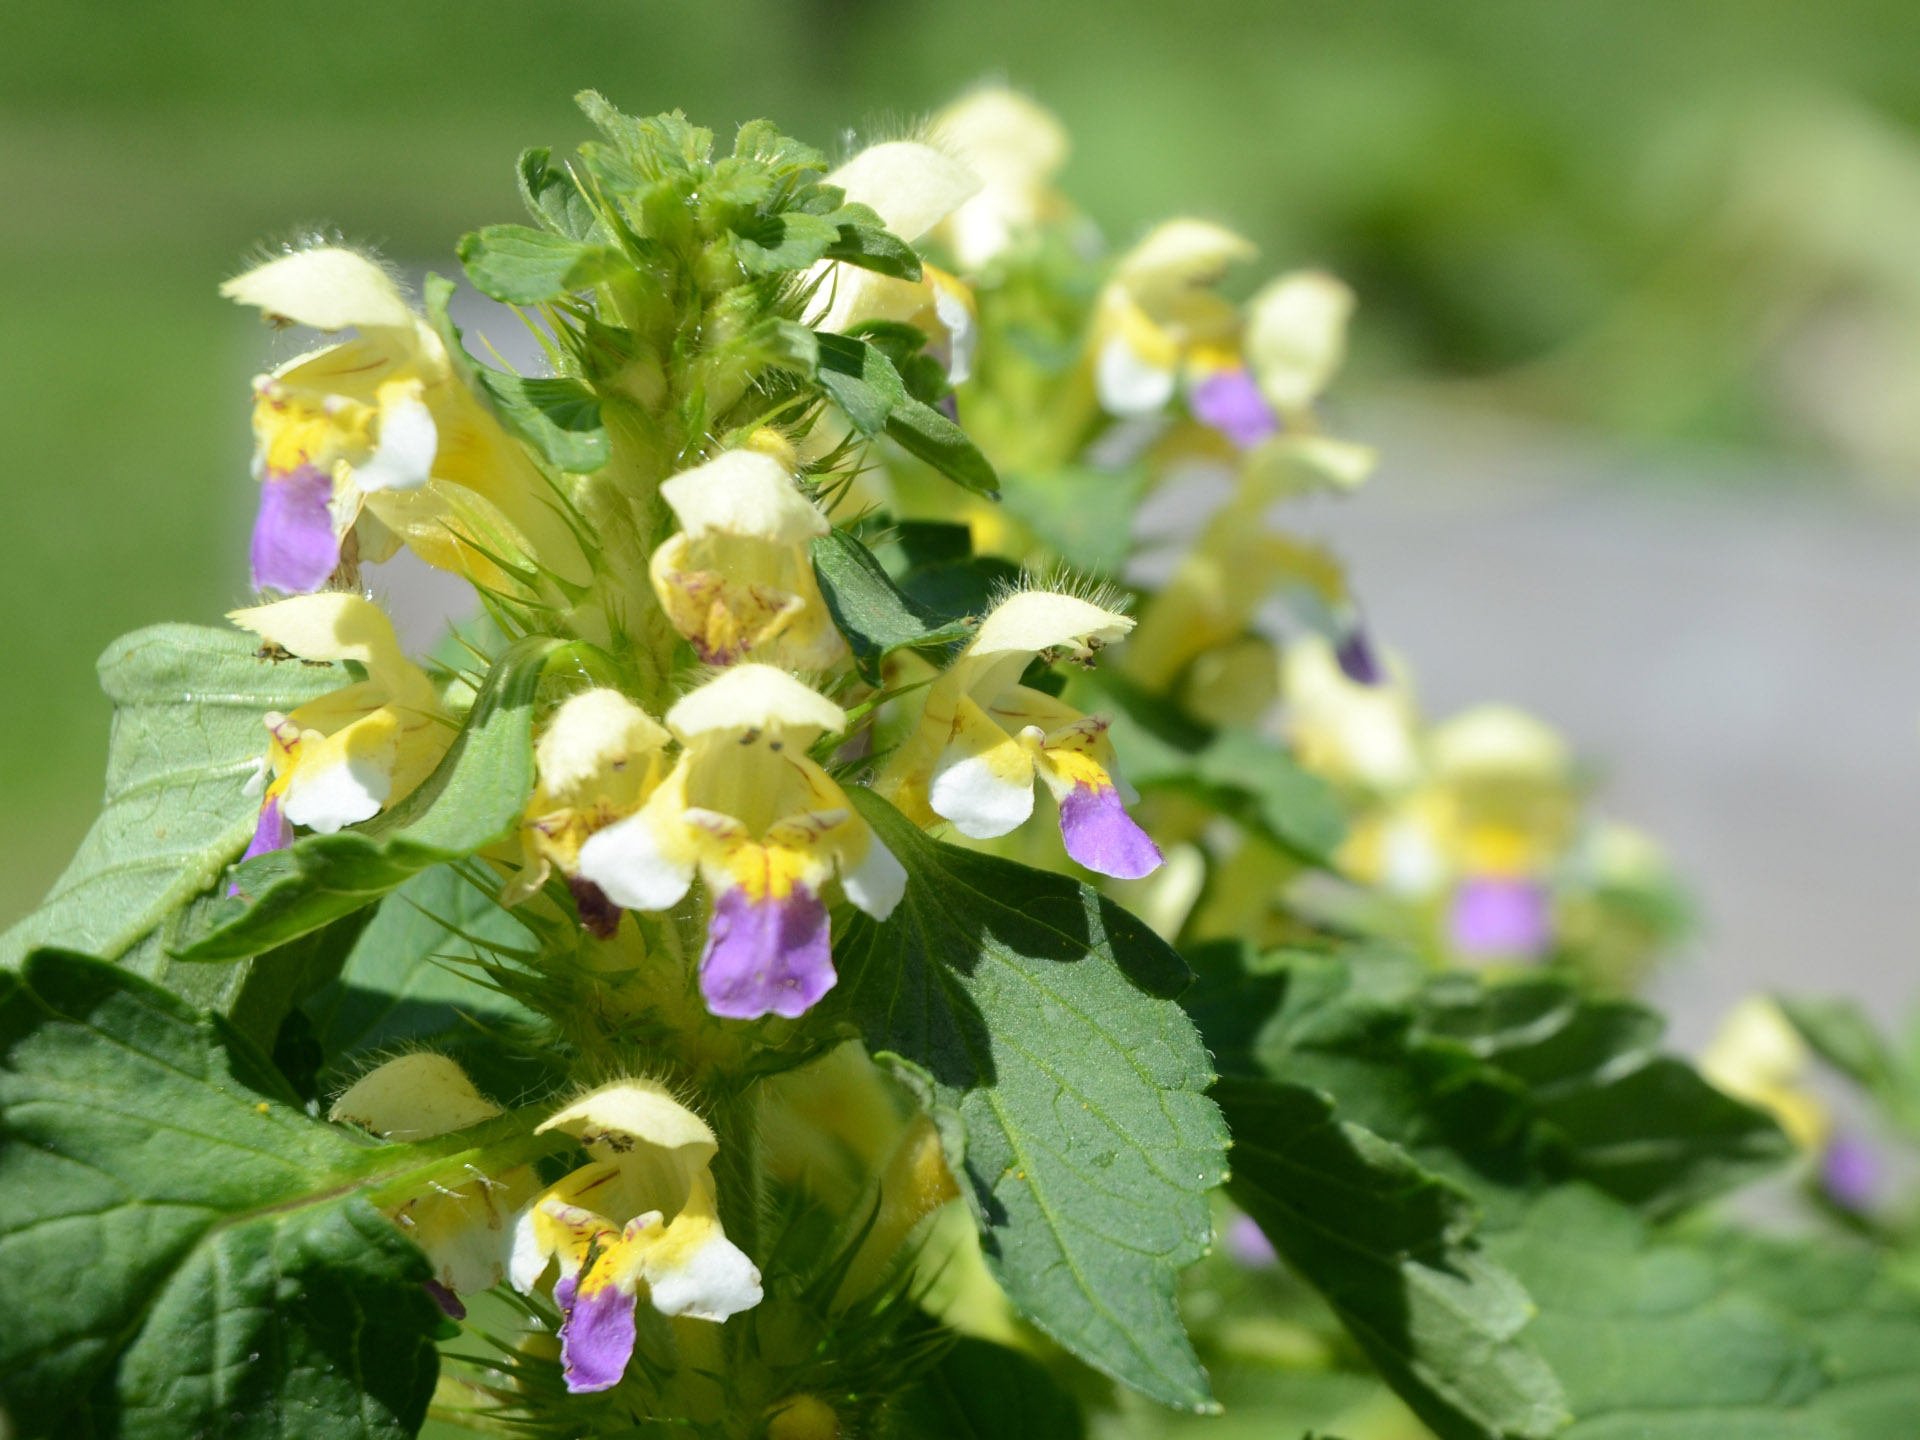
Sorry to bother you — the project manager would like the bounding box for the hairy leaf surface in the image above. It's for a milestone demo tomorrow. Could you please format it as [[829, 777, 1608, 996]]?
[[0, 624, 343, 969], [832, 789, 1228, 1410], [0, 952, 456, 1439], [810, 528, 974, 682]]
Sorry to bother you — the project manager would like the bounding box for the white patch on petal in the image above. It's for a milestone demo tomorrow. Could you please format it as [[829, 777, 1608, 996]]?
[[929, 750, 1035, 839], [577, 811, 696, 911], [644, 1231, 764, 1323], [241, 754, 270, 798], [1095, 334, 1177, 417], [351, 396, 438, 492], [933, 282, 976, 385], [508, 1207, 548, 1294], [841, 835, 907, 920], [282, 750, 390, 832]]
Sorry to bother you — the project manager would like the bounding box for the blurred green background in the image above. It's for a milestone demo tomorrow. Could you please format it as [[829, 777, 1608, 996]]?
[[8, 0, 1920, 923]]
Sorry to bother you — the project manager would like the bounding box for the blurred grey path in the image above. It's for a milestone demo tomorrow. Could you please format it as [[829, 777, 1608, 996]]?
[[1323, 403, 1920, 1051]]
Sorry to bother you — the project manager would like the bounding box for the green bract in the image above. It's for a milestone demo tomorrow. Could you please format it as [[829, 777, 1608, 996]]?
[[0, 88, 1912, 1440]]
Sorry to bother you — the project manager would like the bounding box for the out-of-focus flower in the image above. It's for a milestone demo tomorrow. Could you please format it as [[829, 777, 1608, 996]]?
[[880, 589, 1161, 879], [502, 689, 673, 930], [576, 666, 906, 1020], [229, 594, 448, 861], [330, 1053, 536, 1316], [928, 88, 1072, 270], [648, 449, 846, 669], [510, 1080, 762, 1393], [1282, 635, 1422, 793], [224, 246, 588, 595], [1702, 996, 1829, 1151], [1093, 220, 1254, 418], [1222, 1210, 1278, 1269], [1821, 1133, 1882, 1212], [809, 142, 982, 383]]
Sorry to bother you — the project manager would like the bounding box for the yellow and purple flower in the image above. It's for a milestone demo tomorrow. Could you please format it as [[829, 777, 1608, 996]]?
[[1092, 219, 1254, 418], [501, 688, 673, 933], [575, 666, 906, 1020], [510, 1081, 762, 1393], [223, 246, 588, 596], [229, 594, 449, 869], [879, 589, 1162, 879], [648, 448, 846, 669], [329, 1053, 537, 1317], [807, 141, 982, 385]]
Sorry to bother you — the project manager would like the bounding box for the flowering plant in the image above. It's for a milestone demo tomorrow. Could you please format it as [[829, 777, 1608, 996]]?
[[0, 88, 1913, 1440]]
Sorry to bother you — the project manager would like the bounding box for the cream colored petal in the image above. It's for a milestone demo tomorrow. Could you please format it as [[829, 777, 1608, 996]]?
[[538, 1078, 717, 1162], [660, 450, 829, 546], [1429, 706, 1570, 781], [1245, 269, 1355, 414], [1114, 219, 1256, 302], [828, 141, 982, 243], [229, 593, 413, 693], [221, 246, 415, 332], [666, 664, 845, 742], [965, 590, 1133, 661], [536, 690, 671, 803], [329, 1053, 501, 1139]]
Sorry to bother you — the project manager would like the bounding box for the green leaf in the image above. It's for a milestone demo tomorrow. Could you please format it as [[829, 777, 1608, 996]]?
[[1481, 1185, 1920, 1439], [898, 555, 1023, 624], [1081, 675, 1346, 865], [830, 788, 1228, 1410], [0, 624, 343, 969], [731, 211, 840, 275], [822, 204, 923, 281], [0, 951, 450, 1438], [457, 224, 626, 304], [998, 466, 1152, 574], [1211, 943, 1790, 1216], [886, 395, 1001, 498], [470, 368, 611, 473], [810, 528, 974, 683], [1411, 973, 1792, 1215], [1217, 1076, 1569, 1440], [575, 93, 711, 178], [1777, 994, 1901, 1097], [516, 146, 608, 243], [730, 118, 826, 177], [816, 332, 906, 436], [1191, 729, 1348, 865], [894, 1335, 1085, 1440], [178, 635, 561, 961]]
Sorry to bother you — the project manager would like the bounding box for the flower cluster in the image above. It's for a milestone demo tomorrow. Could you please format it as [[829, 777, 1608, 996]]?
[[184, 88, 1697, 1427]]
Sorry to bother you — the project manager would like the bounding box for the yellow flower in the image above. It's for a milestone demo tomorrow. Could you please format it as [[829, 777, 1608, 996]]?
[[648, 450, 847, 669], [928, 88, 1073, 270], [223, 245, 589, 596], [576, 666, 906, 1019], [510, 1080, 762, 1393], [1282, 635, 1422, 793], [878, 589, 1161, 879], [1702, 997, 1828, 1151], [330, 1053, 537, 1313], [1092, 219, 1255, 417], [808, 141, 983, 382], [500, 689, 673, 926], [1241, 269, 1356, 425], [228, 594, 448, 859]]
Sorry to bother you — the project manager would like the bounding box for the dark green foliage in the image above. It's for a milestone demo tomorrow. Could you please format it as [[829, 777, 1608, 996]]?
[[830, 789, 1228, 1410], [0, 953, 444, 1440]]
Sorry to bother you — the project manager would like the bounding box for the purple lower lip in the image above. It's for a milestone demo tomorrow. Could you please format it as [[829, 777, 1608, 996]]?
[[250, 463, 340, 594], [699, 881, 836, 1020]]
